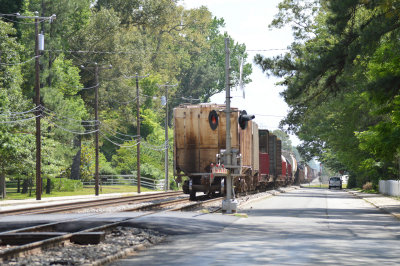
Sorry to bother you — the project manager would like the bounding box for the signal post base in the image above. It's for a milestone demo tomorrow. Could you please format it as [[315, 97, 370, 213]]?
[[222, 198, 238, 214]]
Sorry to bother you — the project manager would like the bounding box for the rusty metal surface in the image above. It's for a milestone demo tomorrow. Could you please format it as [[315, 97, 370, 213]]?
[[239, 120, 252, 170], [174, 104, 240, 176]]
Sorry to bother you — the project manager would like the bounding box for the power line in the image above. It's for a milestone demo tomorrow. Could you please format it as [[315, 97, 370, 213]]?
[[43, 48, 291, 55], [142, 141, 167, 149], [41, 106, 98, 124], [99, 124, 139, 139], [100, 131, 167, 151], [254, 113, 286, 118], [0, 113, 36, 120], [247, 48, 290, 52], [0, 106, 40, 116], [0, 13, 20, 16], [0, 55, 40, 66], [77, 83, 100, 91], [0, 114, 40, 124], [105, 96, 139, 105], [46, 120, 99, 135], [45, 49, 140, 55], [0, 16, 48, 25], [99, 131, 140, 148], [99, 129, 138, 143]]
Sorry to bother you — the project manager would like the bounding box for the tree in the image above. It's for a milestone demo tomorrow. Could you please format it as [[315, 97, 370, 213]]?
[[0, 20, 33, 197], [1, 0, 256, 192], [176, 16, 252, 102], [272, 129, 292, 151], [255, 0, 400, 186]]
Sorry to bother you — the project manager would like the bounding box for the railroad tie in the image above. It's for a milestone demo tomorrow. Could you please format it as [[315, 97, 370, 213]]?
[[0, 232, 105, 245]]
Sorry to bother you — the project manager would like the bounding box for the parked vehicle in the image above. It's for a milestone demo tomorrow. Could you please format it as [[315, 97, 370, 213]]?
[[329, 176, 342, 189]]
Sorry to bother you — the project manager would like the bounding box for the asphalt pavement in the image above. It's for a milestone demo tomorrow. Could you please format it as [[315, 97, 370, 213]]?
[[109, 188, 400, 266], [0, 188, 399, 265]]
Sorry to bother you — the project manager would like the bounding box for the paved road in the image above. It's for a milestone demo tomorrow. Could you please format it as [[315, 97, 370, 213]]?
[[109, 188, 400, 265]]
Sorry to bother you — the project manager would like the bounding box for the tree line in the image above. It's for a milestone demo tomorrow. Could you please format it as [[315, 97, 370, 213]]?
[[256, 0, 400, 188]]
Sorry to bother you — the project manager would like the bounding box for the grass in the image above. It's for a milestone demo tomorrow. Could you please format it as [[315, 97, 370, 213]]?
[[233, 213, 248, 218], [353, 187, 379, 194], [304, 184, 329, 188], [303, 183, 348, 189], [2, 185, 158, 200]]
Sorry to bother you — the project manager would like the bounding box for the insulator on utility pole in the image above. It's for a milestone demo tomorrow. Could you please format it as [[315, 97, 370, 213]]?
[[161, 96, 166, 106], [39, 32, 44, 51]]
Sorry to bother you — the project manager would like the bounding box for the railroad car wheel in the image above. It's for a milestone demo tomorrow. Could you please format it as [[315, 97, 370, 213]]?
[[182, 180, 189, 194], [189, 189, 196, 201]]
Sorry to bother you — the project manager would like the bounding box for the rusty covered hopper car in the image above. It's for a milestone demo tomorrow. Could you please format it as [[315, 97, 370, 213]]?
[[174, 104, 258, 199]]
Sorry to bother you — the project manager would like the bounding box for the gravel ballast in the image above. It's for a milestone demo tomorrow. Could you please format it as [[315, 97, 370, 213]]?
[[4, 227, 165, 266]]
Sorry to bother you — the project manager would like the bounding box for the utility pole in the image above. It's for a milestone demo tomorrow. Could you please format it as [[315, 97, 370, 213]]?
[[81, 63, 112, 196], [13, 12, 56, 200], [159, 84, 177, 191], [122, 74, 148, 193], [94, 64, 100, 196], [164, 86, 168, 191], [136, 74, 141, 194], [34, 12, 41, 200], [122, 74, 148, 194], [222, 38, 237, 213]]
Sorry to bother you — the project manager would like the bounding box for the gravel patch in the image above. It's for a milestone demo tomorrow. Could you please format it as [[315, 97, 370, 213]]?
[[3, 227, 165, 266]]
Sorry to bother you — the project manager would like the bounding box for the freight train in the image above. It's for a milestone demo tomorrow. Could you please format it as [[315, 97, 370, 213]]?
[[173, 104, 315, 200]]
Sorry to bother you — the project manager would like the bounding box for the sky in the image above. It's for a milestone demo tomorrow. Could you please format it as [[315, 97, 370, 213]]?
[[180, 0, 300, 145]]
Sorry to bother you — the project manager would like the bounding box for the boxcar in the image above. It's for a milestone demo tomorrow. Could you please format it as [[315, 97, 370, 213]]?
[[174, 104, 258, 199]]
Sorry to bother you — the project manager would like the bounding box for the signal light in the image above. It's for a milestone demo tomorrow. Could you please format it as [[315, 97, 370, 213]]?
[[208, 110, 219, 130], [238, 110, 255, 130]]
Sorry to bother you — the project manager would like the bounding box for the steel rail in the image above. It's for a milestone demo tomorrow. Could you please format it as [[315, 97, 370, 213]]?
[[0, 196, 207, 261], [168, 197, 223, 212], [0, 191, 184, 216], [123, 197, 191, 211], [0, 194, 228, 262], [0, 212, 157, 262]]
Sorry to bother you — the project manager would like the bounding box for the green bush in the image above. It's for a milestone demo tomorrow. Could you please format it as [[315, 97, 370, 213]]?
[[44, 177, 83, 192], [347, 175, 357, 189]]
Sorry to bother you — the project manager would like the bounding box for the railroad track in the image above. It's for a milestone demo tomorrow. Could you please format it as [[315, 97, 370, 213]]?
[[0, 191, 184, 216], [169, 197, 222, 212], [0, 213, 152, 262], [0, 193, 224, 262], [126, 195, 223, 212]]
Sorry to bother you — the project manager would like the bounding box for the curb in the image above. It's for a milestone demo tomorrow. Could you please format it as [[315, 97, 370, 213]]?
[[348, 191, 400, 221]]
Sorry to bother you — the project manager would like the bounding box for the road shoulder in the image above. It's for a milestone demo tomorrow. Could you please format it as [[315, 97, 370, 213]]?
[[348, 190, 400, 220]]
